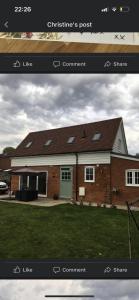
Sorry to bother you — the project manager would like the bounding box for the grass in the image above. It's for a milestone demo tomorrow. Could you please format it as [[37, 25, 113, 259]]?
[[0, 202, 139, 259]]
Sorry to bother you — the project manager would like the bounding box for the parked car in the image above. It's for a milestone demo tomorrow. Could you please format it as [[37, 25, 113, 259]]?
[[0, 181, 8, 194]]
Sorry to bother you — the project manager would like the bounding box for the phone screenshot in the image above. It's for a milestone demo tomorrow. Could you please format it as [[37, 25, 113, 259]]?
[[0, 2, 139, 295], [0, 279, 138, 299]]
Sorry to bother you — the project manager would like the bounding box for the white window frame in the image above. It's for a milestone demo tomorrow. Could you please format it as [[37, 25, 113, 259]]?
[[37, 171, 48, 197], [19, 175, 29, 190], [84, 166, 95, 183], [125, 169, 139, 187], [60, 167, 72, 181]]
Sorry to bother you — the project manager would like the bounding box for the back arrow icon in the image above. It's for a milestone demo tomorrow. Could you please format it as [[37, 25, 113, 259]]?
[[4, 21, 8, 28]]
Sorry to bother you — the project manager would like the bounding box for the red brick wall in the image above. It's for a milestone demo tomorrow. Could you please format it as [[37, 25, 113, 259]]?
[[75, 164, 111, 204], [11, 175, 19, 192], [11, 164, 111, 203], [10, 157, 139, 205], [47, 166, 60, 198], [111, 156, 139, 205]]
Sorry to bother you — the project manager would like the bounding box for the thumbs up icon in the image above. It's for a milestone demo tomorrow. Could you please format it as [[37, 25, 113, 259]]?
[[13, 265, 21, 274]]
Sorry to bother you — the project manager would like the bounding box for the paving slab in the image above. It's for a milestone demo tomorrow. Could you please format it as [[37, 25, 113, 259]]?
[[0, 197, 70, 207]]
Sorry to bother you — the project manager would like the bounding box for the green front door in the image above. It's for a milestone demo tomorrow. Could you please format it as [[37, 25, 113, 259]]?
[[60, 167, 73, 198]]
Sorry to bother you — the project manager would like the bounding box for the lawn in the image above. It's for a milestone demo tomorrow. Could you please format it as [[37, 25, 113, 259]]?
[[0, 202, 139, 259]]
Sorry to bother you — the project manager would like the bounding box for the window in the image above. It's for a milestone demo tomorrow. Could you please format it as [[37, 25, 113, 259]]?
[[126, 170, 139, 186], [84, 166, 95, 182], [61, 168, 72, 181], [20, 175, 29, 190], [25, 141, 32, 148], [92, 132, 101, 141], [44, 139, 52, 146], [67, 136, 75, 143], [135, 171, 139, 185]]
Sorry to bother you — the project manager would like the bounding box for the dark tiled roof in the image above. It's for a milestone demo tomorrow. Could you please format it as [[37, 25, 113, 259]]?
[[12, 117, 122, 157]]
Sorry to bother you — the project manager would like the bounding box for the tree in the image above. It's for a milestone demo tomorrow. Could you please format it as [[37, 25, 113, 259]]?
[[2, 147, 15, 156]]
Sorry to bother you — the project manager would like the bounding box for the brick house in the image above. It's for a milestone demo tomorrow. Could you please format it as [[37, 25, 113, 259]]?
[[0, 154, 11, 171], [10, 117, 139, 206], [0, 154, 11, 183]]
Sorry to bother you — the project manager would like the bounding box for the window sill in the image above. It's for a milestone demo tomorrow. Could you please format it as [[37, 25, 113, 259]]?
[[84, 180, 95, 183], [126, 184, 139, 187]]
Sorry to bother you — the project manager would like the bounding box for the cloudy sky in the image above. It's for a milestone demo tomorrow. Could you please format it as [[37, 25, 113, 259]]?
[[0, 74, 139, 154], [0, 279, 138, 300]]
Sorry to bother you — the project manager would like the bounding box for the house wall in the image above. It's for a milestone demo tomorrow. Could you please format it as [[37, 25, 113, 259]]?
[[112, 121, 127, 154], [11, 153, 139, 206], [0, 156, 11, 183], [11, 175, 19, 191], [0, 156, 11, 172], [111, 156, 139, 205], [76, 164, 111, 204], [11, 152, 111, 167], [11, 163, 111, 203], [11, 152, 111, 200]]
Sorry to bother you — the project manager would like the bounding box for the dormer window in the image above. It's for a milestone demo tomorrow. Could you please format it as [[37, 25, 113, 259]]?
[[45, 139, 52, 146], [25, 141, 32, 148], [67, 136, 75, 144], [92, 132, 101, 141]]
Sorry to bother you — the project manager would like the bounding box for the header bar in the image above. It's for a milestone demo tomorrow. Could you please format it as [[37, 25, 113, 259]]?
[[1, 0, 139, 31]]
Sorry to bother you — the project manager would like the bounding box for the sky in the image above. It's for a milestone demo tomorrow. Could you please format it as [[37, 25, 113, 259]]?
[[0, 74, 139, 154], [0, 279, 139, 300]]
